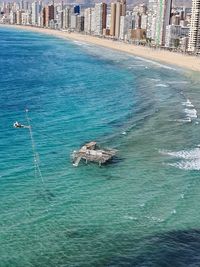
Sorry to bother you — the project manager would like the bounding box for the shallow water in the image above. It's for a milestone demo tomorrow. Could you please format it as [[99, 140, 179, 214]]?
[[1, 27, 200, 266]]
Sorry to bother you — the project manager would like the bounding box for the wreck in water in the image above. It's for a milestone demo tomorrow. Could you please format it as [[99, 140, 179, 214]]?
[[72, 141, 117, 167]]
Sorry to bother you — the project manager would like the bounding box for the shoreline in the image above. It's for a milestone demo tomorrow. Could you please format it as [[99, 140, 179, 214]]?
[[1, 24, 200, 72]]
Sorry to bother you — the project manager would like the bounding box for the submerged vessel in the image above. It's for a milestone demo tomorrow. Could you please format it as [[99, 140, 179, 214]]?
[[72, 141, 117, 167]]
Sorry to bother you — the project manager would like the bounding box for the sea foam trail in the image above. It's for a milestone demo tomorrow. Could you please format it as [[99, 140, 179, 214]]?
[[160, 148, 200, 170], [134, 56, 176, 70], [160, 148, 200, 159], [182, 99, 194, 108], [155, 83, 168, 88], [168, 81, 188, 85], [180, 99, 197, 120]]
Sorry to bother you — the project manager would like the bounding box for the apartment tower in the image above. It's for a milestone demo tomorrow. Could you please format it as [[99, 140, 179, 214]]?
[[147, 0, 157, 40], [155, 0, 172, 46], [115, 1, 122, 38], [44, 4, 54, 27], [94, 3, 107, 35], [121, 0, 126, 16], [188, 0, 200, 52], [110, 2, 116, 36]]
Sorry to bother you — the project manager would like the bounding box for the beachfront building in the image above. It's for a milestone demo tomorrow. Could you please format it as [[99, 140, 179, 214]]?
[[16, 10, 23, 24], [119, 15, 132, 40], [110, 2, 116, 36], [76, 15, 84, 32], [91, 8, 96, 33], [70, 14, 77, 30], [188, 0, 200, 52], [84, 7, 91, 34], [44, 4, 54, 28], [31, 1, 42, 26], [21, 11, 30, 25], [121, 0, 126, 16], [155, 0, 172, 46], [94, 3, 107, 36], [141, 14, 148, 29], [74, 5, 80, 15], [63, 7, 71, 29], [115, 1, 122, 38], [165, 24, 190, 48], [84, 7, 95, 34], [54, 3, 64, 29], [10, 10, 17, 24]]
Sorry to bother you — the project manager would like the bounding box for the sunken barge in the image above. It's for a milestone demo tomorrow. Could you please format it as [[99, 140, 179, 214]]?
[[72, 142, 117, 167]]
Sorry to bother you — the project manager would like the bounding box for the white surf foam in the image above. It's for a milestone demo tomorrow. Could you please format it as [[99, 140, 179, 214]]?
[[145, 215, 164, 223], [184, 108, 197, 119], [73, 40, 90, 47], [175, 118, 192, 123], [169, 161, 200, 170], [182, 99, 194, 108], [134, 56, 176, 70], [128, 64, 146, 69], [180, 193, 185, 199], [168, 81, 188, 85], [155, 83, 168, 88], [160, 148, 200, 159], [160, 148, 200, 170], [171, 209, 176, 214], [123, 215, 137, 220], [147, 78, 161, 82]]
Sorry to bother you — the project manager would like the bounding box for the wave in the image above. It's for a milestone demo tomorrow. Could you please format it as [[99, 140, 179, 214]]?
[[184, 108, 197, 119], [145, 215, 165, 223], [160, 148, 200, 170], [155, 83, 168, 88], [160, 148, 200, 159], [73, 40, 90, 47], [168, 81, 188, 85], [123, 215, 138, 220], [169, 161, 200, 171], [182, 99, 194, 108], [174, 118, 192, 123], [134, 56, 177, 70]]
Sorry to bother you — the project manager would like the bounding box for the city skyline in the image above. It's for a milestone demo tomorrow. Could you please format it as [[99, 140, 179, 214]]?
[[0, 0, 194, 53]]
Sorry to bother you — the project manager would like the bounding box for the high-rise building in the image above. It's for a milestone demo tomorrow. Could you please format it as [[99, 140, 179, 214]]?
[[165, 24, 189, 48], [147, 0, 157, 40], [110, 2, 116, 36], [76, 15, 84, 32], [94, 3, 107, 36], [188, 0, 200, 52], [155, 0, 172, 46], [74, 5, 80, 14], [16, 10, 22, 24], [141, 14, 148, 30], [31, 1, 41, 26], [70, 14, 77, 29], [119, 14, 132, 40], [63, 7, 71, 29], [115, 1, 122, 38], [84, 7, 92, 33], [44, 4, 54, 27], [91, 8, 95, 33], [120, 0, 126, 16], [10, 10, 17, 24]]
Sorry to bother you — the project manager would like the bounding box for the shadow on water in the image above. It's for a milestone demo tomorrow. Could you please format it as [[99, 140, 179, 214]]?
[[107, 229, 200, 267], [34, 188, 56, 202]]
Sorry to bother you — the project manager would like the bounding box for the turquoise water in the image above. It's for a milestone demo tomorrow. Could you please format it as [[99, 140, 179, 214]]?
[[1, 27, 200, 266]]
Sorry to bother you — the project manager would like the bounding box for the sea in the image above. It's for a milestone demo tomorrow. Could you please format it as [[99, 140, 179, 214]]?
[[1, 27, 200, 267]]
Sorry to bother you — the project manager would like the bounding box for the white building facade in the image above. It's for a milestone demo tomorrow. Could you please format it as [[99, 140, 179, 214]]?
[[188, 0, 200, 52]]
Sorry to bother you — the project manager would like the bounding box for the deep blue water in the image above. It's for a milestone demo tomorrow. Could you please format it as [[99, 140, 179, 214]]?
[[1, 27, 200, 266]]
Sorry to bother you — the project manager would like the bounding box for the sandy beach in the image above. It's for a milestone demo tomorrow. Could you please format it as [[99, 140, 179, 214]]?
[[1, 24, 200, 72]]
